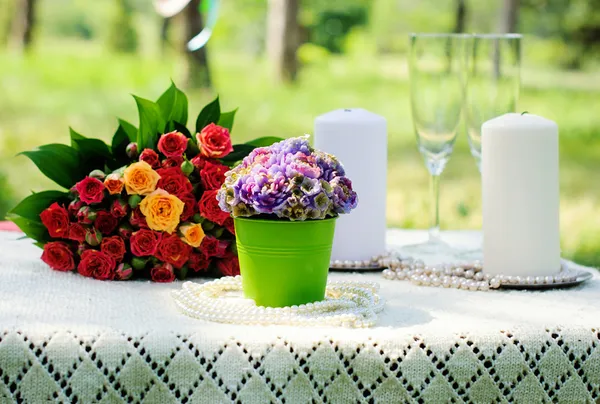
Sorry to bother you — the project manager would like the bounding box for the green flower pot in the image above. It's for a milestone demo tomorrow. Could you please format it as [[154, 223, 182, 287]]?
[[234, 217, 336, 308]]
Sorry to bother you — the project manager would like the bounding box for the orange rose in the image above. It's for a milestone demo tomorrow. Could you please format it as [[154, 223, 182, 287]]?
[[123, 161, 161, 195], [138, 189, 185, 234], [104, 173, 125, 195], [179, 223, 205, 248]]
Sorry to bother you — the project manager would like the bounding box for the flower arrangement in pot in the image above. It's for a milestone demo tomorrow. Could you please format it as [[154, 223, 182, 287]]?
[[217, 135, 358, 307]]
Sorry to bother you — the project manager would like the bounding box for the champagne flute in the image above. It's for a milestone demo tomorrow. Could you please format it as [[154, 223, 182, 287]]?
[[466, 34, 521, 171], [405, 33, 468, 254]]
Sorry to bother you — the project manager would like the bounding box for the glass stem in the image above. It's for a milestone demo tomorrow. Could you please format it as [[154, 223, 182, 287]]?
[[429, 173, 441, 242]]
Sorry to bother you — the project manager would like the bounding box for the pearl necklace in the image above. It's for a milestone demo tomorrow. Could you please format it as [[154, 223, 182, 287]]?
[[172, 276, 385, 328], [378, 256, 582, 291]]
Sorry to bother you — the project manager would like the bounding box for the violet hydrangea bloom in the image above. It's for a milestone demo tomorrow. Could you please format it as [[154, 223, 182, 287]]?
[[217, 136, 358, 221]]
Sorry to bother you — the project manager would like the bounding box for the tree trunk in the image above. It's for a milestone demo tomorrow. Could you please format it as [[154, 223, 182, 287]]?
[[267, 0, 299, 83], [446, 0, 467, 72], [453, 0, 466, 34], [498, 0, 520, 33], [183, 0, 211, 89], [9, 0, 36, 51]]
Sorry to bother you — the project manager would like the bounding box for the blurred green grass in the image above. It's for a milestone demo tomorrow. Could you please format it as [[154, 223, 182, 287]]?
[[0, 41, 598, 267]]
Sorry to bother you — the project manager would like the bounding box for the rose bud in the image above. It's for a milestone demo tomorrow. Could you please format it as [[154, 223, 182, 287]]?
[[131, 257, 148, 270], [118, 223, 134, 239], [126, 142, 138, 159], [128, 194, 142, 209], [115, 263, 133, 280], [68, 199, 85, 218], [181, 159, 194, 177], [85, 227, 103, 246], [111, 198, 129, 218], [150, 262, 176, 283], [89, 169, 106, 180], [190, 155, 208, 170], [77, 206, 97, 224], [139, 148, 160, 169]]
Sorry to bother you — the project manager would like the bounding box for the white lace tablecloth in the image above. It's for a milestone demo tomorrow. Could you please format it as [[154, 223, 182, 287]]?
[[0, 230, 599, 403]]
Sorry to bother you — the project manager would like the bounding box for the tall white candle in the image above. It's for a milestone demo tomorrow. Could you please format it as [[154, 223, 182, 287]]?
[[314, 109, 387, 262], [482, 113, 560, 276]]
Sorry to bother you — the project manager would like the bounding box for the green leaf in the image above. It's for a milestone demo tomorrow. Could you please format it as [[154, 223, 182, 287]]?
[[218, 108, 238, 132], [118, 119, 138, 142], [112, 122, 133, 168], [246, 136, 284, 147], [69, 128, 113, 173], [157, 81, 189, 125], [19, 144, 82, 189], [165, 121, 192, 139], [195, 96, 220, 134], [9, 190, 69, 222], [219, 143, 256, 164], [69, 127, 86, 147], [7, 214, 49, 245], [134, 96, 166, 150]]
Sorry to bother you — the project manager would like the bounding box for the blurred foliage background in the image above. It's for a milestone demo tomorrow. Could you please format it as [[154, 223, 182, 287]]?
[[0, 0, 598, 266]]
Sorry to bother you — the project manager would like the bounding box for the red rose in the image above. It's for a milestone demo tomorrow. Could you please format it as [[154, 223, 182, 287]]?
[[68, 199, 84, 218], [156, 167, 193, 197], [67, 223, 87, 242], [94, 211, 119, 235], [201, 236, 229, 258], [187, 251, 210, 272], [78, 250, 116, 280], [40, 202, 70, 238], [130, 229, 161, 257], [216, 255, 240, 277], [224, 217, 235, 235], [162, 156, 184, 169], [198, 190, 230, 226], [197, 123, 233, 158], [139, 148, 161, 169], [190, 155, 209, 171], [200, 160, 229, 190], [101, 236, 126, 262], [151, 263, 176, 283], [158, 131, 188, 158], [75, 177, 105, 204], [129, 207, 149, 229], [41, 242, 75, 272], [157, 234, 191, 268], [179, 193, 197, 222], [111, 198, 129, 218]]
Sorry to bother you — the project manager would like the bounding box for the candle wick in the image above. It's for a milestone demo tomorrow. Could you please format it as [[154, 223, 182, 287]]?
[[521, 111, 528, 115], [344, 109, 352, 112]]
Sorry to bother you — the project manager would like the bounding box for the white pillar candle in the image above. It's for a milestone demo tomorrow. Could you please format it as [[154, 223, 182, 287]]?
[[482, 113, 560, 276], [314, 109, 387, 262]]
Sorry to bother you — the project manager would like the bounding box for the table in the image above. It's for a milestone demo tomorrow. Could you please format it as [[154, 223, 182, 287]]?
[[0, 229, 598, 403]]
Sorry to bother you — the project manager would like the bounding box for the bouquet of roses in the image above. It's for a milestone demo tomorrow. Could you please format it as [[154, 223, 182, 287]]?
[[8, 82, 281, 282]]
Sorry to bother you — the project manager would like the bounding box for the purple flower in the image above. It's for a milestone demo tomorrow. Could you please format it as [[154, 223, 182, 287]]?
[[330, 176, 358, 214], [218, 136, 358, 221]]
